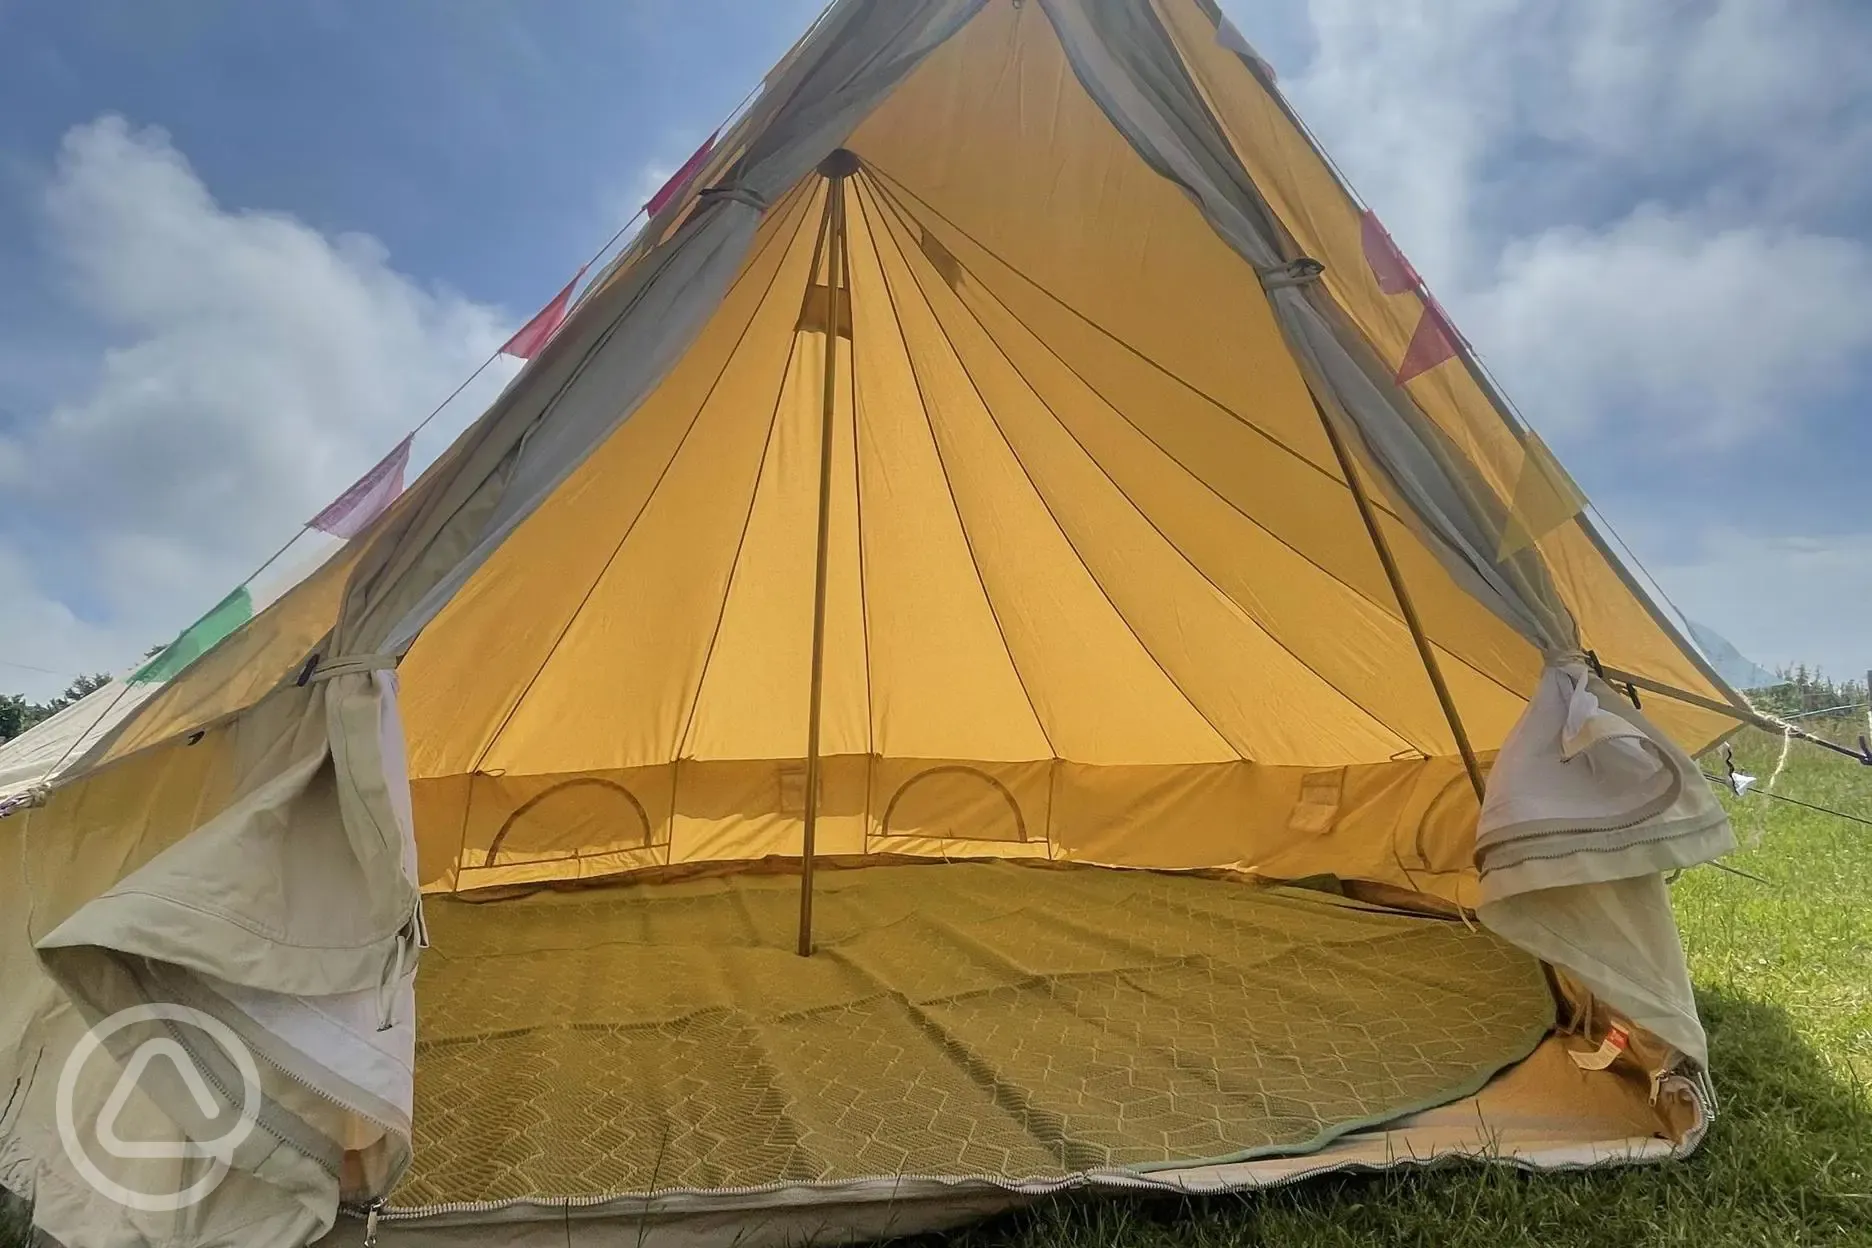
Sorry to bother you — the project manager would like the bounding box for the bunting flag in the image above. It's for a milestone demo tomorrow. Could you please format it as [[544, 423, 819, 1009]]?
[[309, 435, 413, 538], [1361, 212, 1462, 384], [499, 269, 586, 360], [1496, 431, 1588, 560], [130, 587, 253, 684], [1395, 298, 1460, 384], [1359, 210, 1420, 295], [645, 132, 718, 217]]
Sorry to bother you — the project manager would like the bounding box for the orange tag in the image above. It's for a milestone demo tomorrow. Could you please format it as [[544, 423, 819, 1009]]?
[[1569, 1024, 1630, 1071]]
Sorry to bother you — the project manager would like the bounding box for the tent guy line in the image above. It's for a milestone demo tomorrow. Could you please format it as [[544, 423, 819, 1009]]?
[[1701, 771, 1872, 831]]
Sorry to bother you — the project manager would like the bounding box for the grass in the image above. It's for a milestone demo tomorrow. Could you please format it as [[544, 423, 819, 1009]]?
[[3, 729, 1867, 1247]]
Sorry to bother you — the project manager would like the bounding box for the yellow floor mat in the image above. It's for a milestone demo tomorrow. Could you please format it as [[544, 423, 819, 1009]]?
[[394, 863, 1553, 1208]]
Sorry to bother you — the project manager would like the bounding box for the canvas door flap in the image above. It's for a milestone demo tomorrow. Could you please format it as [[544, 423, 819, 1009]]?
[[28, 1116, 333, 1248], [1472, 659, 1733, 1068], [27, 943, 402, 1247], [34, 673, 423, 1222], [37, 682, 418, 999], [1475, 660, 1733, 895], [1478, 873, 1706, 1069]]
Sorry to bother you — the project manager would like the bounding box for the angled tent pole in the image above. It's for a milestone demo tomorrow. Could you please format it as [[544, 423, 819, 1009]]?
[[799, 149, 860, 957], [1306, 394, 1488, 804]]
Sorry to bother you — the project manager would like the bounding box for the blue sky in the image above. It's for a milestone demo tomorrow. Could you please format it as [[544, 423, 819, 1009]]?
[[1, 0, 1869, 699], [0, 1, 822, 322]]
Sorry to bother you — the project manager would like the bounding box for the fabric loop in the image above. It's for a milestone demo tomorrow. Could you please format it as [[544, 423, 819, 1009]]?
[[1258, 257, 1325, 289], [696, 184, 770, 212], [306, 653, 400, 684]]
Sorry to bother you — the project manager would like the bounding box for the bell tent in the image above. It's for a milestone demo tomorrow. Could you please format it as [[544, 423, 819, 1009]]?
[[1, 1, 1752, 1245]]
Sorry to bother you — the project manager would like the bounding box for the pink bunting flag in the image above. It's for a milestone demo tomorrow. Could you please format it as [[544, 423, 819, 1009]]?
[[500, 267, 587, 361], [309, 435, 412, 539], [1361, 210, 1461, 383], [645, 132, 718, 217], [1395, 298, 1460, 384], [1360, 210, 1420, 295]]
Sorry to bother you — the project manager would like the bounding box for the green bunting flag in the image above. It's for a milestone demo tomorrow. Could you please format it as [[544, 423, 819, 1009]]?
[[130, 586, 254, 685]]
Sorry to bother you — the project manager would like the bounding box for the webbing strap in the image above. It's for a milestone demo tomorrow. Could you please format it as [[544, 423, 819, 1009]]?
[[305, 653, 400, 684]]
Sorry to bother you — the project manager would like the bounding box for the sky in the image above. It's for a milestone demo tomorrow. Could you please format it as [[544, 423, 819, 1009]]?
[[0, 0, 1867, 701]]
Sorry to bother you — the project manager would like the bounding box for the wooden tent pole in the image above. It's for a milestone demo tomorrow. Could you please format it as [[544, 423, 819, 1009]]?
[[1307, 393, 1488, 804], [798, 150, 859, 957]]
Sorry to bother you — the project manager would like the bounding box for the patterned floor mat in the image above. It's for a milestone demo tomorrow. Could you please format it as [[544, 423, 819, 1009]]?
[[394, 863, 1553, 1208]]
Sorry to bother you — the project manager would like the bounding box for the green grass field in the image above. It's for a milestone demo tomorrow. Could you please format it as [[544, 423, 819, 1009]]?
[[4, 728, 1868, 1247]]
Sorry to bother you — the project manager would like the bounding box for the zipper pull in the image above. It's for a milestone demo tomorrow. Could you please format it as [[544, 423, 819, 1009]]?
[[363, 1198, 383, 1246]]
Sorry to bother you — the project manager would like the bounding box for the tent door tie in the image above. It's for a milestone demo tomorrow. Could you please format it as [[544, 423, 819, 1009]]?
[[1583, 649, 1642, 710], [1258, 256, 1324, 290], [307, 653, 401, 684], [696, 184, 768, 212], [375, 907, 422, 1032]]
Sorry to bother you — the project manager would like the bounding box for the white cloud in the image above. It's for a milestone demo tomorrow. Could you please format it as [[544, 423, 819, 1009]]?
[[1472, 210, 1872, 444], [1272, 0, 1509, 288], [0, 541, 122, 696], [0, 116, 517, 699], [1546, 0, 1872, 173]]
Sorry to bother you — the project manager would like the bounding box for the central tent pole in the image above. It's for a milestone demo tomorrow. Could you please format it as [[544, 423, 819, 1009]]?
[[1307, 393, 1488, 805], [798, 150, 859, 957]]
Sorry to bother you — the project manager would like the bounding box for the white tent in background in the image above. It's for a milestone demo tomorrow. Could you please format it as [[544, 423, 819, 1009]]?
[[0, 544, 341, 804], [0, 680, 161, 803]]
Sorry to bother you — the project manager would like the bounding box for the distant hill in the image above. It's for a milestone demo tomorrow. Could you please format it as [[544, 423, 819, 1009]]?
[[1685, 620, 1782, 692]]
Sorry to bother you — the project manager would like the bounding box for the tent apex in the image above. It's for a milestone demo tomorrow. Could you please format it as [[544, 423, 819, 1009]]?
[[817, 147, 862, 179]]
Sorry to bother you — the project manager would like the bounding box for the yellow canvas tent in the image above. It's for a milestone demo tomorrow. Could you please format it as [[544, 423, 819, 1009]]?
[[2, 2, 1753, 1245]]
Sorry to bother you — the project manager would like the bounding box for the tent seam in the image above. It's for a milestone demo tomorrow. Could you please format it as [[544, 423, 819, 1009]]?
[[472, 180, 816, 776], [861, 169, 1527, 713], [849, 176, 1061, 764], [841, 208, 878, 771], [840, 221, 883, 847], [862, 173, 1245, 763], [867, 185, 1427, 757], [676, 181, 836, 760], [863, 163, 1372, 507]]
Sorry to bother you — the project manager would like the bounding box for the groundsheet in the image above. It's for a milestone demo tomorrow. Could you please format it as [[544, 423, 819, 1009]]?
[[394, 862, 1553, 1209]]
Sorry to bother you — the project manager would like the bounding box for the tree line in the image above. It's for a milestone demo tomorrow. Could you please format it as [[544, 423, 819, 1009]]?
[[0, 673, 114, 744]]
